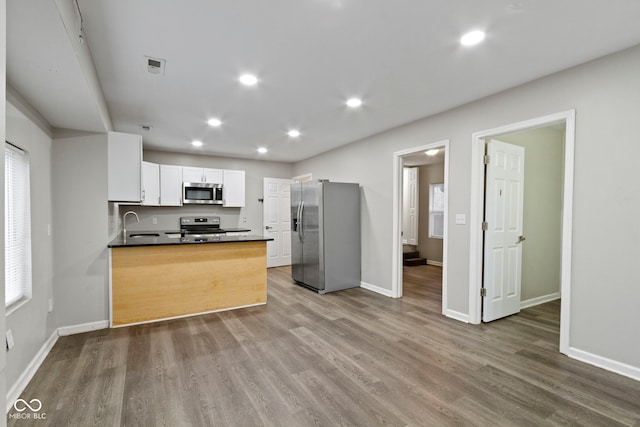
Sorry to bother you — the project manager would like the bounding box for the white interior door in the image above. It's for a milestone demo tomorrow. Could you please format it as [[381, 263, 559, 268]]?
[[263, 178, 293, 267], [483, 140, 525, 322], [402, 167, 419, 245]]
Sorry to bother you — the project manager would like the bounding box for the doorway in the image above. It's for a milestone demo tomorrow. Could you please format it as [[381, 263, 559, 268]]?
[[263, 177, 294, 267], [469, 110, 575, 355], [392, 140, 449, 315]]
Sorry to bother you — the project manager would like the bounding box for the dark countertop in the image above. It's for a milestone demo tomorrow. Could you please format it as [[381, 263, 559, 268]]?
[[108, 229, 272, 248]]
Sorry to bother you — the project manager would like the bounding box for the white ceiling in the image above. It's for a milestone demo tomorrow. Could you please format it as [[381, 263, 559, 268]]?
[[7, 1, 640, 162]]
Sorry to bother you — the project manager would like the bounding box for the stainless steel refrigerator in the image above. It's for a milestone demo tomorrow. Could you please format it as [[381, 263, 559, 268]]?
[[291, 180, 360, 294]]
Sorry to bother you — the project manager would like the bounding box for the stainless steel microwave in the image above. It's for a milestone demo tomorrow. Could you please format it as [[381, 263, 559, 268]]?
[[183, 182, 223, 204]]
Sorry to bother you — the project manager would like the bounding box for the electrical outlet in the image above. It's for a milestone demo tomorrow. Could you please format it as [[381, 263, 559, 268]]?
[[152, 217, 158, 225], [48, 298, 54, 313], [6, 329, 15, 350], [455, 214, 466, 225], [243, 217, 247, 223]]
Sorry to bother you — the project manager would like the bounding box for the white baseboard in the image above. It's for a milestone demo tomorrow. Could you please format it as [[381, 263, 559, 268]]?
[[444, 309, 470, 323], [426, 260, 443, 267], [567, 347, 640, 382], [6, 331, 58, 413], [521, 292, 561, 309], [58, 320, 109, 336], [360, 281, 395, 298]]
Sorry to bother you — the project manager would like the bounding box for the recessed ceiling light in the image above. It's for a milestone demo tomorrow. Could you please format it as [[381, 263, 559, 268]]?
[[425, 149, 439, 156], [460, 30, 485, 46], [192, 140, 203, 147], [346, 98, 362, 108], [288, 129, 301, 138], [239, 73, 258, 86], [207, 118, 222, 127], [257, 147, 268, 154]]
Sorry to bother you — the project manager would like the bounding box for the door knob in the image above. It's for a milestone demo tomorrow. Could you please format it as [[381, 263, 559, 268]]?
[[517, 235, 526, 244], [265, 226, 273, 230]]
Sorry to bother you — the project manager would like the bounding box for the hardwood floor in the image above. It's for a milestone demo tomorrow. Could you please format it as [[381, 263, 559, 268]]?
[[8, 265, 640, 426]]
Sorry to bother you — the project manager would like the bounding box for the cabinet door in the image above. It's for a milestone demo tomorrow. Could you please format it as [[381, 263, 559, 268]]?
[[203, 168, 223, 184], [223, 170, 245, 207], [142, 161, 160, 206], [182, 167, 203, 183], [160, 165, 183, 206], [108, 132, 142, 202]]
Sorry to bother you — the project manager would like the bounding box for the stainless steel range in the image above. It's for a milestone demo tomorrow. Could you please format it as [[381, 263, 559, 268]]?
[[180, 216, 225, 241]]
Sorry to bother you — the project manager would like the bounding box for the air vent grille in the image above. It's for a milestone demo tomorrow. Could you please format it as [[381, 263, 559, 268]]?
[[145, 56, 166, 75]]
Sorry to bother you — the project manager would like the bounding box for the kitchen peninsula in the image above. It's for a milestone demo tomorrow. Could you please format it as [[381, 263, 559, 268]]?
[[108, 233, 273, 326]]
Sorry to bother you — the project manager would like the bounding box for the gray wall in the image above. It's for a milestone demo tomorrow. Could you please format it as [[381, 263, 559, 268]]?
[[417, 163, 444, 263], [121, 150, 294, 234], [5, 101, 56, 392], [52, 133, 110, 327], [497, 127, 564, 302], [294, 45, 640, 369]]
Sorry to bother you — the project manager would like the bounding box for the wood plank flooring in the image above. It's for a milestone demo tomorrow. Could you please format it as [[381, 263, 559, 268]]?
[[8, 265, 640, 426]]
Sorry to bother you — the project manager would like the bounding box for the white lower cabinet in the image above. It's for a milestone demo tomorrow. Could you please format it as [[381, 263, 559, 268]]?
[[223, 170, 245, 207], [142, 161, 160, 205], [160, 164, 183, 206]]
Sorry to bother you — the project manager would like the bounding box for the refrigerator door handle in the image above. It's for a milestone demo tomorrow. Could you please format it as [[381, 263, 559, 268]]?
[[299, 201, 304, 241]]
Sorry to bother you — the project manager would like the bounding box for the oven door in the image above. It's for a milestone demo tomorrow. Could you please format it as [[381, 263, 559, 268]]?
[[183, 182, 223, 204]]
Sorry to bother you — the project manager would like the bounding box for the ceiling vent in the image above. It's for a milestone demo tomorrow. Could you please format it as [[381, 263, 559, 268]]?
[[145, 56, 166, 75]]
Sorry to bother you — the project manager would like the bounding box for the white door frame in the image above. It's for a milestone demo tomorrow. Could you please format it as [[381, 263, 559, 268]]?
[[468, 110, 575, 355], [392, 140, 449, 314]]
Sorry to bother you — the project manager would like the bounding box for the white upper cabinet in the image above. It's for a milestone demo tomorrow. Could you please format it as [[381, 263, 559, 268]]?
[[182, 166, 223, 184], [223, 170, 245, 207], [142, 161, 160, 206], [160, 164, 183, 206], [108, 132, 142, 202], [203, 168, 223, 184], [182, 166, 204, 183]]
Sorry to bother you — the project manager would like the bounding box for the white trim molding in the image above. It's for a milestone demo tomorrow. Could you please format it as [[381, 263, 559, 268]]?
[[444, 309, 469, 323], [6, 331, 58, 413], [468, 110, 575, 358], [426, 260, 443, 267], [360, 281, 395, 298], [520, 292, 560, 310], [392, 140, 449, 315], [58, 320, 109, 336], [567, 347, 640, 382]]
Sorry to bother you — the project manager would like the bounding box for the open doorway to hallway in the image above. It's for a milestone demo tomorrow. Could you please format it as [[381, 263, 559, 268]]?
[[392, 140, 449, 314]]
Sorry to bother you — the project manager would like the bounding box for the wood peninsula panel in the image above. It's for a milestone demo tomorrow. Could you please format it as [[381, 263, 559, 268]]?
[[111, 241, 267, 326]]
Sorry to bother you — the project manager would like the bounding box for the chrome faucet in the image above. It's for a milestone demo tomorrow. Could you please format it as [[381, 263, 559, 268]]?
[[123, 210, 140, 238]]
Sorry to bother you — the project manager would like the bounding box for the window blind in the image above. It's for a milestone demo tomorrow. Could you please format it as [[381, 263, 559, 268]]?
[[429, 183, 445, 239], [5, 142, 32, 307]]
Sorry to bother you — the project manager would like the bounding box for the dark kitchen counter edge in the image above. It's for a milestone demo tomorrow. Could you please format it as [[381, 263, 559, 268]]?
[[109, 233, 272, 248]]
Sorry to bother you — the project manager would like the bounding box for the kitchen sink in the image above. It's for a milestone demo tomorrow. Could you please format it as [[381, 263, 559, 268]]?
[[128, 233, 160, 238]]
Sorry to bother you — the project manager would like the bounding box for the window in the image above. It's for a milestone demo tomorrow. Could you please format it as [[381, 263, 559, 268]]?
[[429, 183, 445, 239], [5, 142, 32, 309]]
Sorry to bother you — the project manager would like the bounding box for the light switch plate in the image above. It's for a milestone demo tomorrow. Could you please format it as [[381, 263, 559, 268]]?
[[455, 214, 466, 225]]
